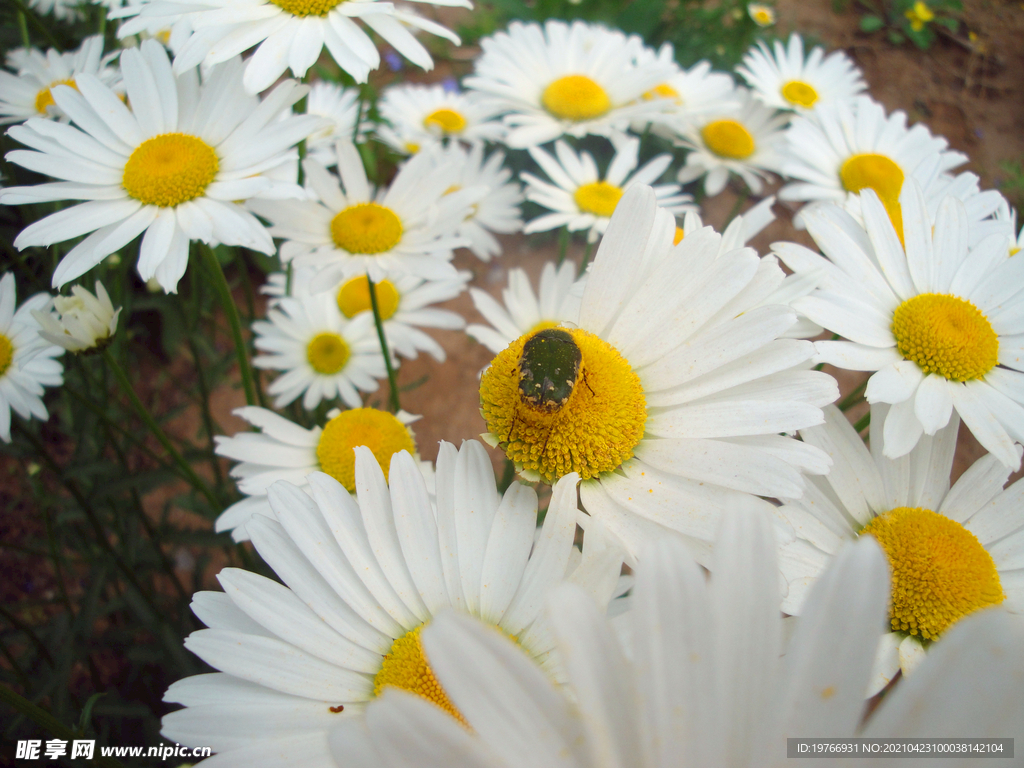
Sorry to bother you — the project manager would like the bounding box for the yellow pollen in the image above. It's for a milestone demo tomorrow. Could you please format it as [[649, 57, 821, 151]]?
[[673, 227, 685, 245], [405, 142, 421, 154], [373, 625, 466, 724], [316, 408, 416, 492], [891, 293, 999, 381], [122, 133, 219, 208], [541, 75, 611, 122], [269, 0, 341, 15], [574, 181, 623, 218], [479, 328, 646, 483], [306, 332, 350, 375], [35, 78, 78, 113], [840, 153, 905, 244], [1010, 245, 1020, 257], [701, 119, 756, 160], [336, 276, 400, 320], [861, 506, 1003, 640], [643, 83, 682, 104], [0, 334, 12, 377], [330, 203, 403, 255], [423, 108, 467, 134], [781, 80, 819, 108]]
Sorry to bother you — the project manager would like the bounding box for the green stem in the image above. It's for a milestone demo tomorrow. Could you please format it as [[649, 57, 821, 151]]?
[[17, 10, 29, 48], [367, 275, 400, 412], [186, 337, 225, 488], [579, 239, 595, 277], [102, 347, 219, 508], [10, 0, 62, 50], [0, 684, 126, 768], [199, 243, 257, 406], [838, 377, 869, 412], [854, 411, 871, 434], [724, 187, 751, 228], [296, 75, 309, 187], [556, 227, 569, 267]]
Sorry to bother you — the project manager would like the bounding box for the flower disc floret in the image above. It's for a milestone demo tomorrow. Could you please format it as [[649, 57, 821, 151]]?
[[840, 153, 905, 239], [701, 119, 756, 160], [336, 276, 400, 320], [642, 83, 681, 103], [541, 75, 611, 121], [480, 328, 646, 483], [35, 79, 78, 114], [574, 181, 623, 218], [269, 0, 342, 16], [306, 332, 350, 374], [373, 625, 466, 724], [892, 293, 999, 382], [861, 506, 1004, 640], [330, 203, 404, 255], [781, 80, 818, 108], [0, 334, 12, 376], [315, 408, 416, 492], [122, 133, 219, 208], [423, 108, 467, 134]]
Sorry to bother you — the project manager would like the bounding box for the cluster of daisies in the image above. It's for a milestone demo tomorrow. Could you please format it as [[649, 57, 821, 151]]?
[[2, 2, 1024, 764]]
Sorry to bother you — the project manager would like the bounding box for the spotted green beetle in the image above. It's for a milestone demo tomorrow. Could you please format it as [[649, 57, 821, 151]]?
[[517, 328, 582, 413]]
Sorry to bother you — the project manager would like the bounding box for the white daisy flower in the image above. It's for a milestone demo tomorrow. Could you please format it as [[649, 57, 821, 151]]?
[[0, 274, 64, 442], [375, 83, 505, 155], [478, 185, 837, 564], [32, 280, 120, 353], [467, 261, 585, 355], [464, 20, 676, 148], [523, 136, 695, 243], [114, 0, 467, 95], [0, 37, 121, 125], [429, 142, 524, 262], [304, 81, 370, 167], [248, 140, 478, 285], [335, 509, 1024, 768], [748, 2, 775, 26], [161, 441, 625, 763], [774, 181, 1024, 469], [778, 403, 1024, 693], [673, 86, 789, 196], [778, 95, 966, 241], [915, 166, 1011, 248], [252, 277, 386, 410], [264, 266, 468, 363], [737, 33, 867, 113], [27, 0, 83, 21], [677, 197, 823, 339], [213, 405, 427, 541], [633, 45, 739, 135], [0, 41, 321, 293]]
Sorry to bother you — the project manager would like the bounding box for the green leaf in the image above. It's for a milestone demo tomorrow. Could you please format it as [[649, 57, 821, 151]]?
[[860, 14, 884, 32], [888, 29, 906, 44], [936, 16, 958, 31]]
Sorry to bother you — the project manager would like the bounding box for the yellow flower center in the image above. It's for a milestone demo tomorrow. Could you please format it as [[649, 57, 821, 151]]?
[[642, 83, 681, 104], [373, 625, 466, 724], [306, 332, 351, 375], [122, 133, 219, 208], [541, 75, 611, 122], [336, 276, 400, 320], [423, 108, 467, 134], [861, 506, 1003, 640], [840, 153, 905, 244], [35, 78, 78, 114], [673, 227, 685, 245], [316, 408, 416, 492], [781, 80, 819, 108], [479, 328, 646, 483], [0, 334, 13, 377], [574, 181, 623, 218], [749, 4, 775, 25], [701, 119, 756, 160], [404, 142, 421, 154], [891, 293, 999, 381], [269, 0, 341, 15], [330, 203, 404, 255]]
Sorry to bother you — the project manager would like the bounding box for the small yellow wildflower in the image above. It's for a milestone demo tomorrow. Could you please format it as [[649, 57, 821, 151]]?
[[748, 2, 775, 26], [905, 1, 935, 32]]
